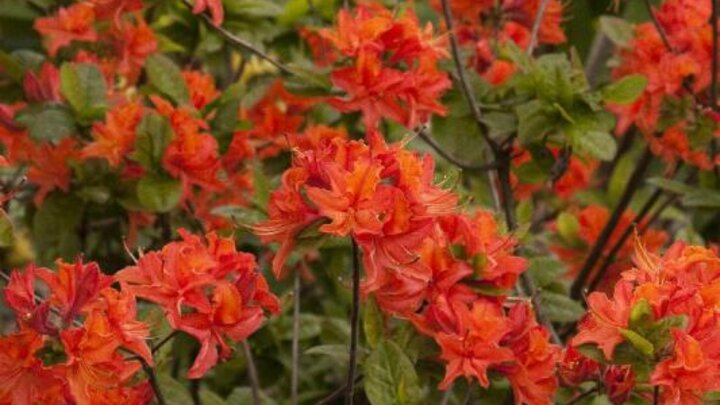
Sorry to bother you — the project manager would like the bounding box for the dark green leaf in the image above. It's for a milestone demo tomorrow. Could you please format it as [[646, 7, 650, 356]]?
[[145, 54, 190, 105], [364, 340, 422, 405], [0, 211, 14, 247], [136, 175, 182, 212], [59, 63, 107, 122], [210, 97, 241, 154], [0, 49, 24, 82], [132, 113, 174, 171], [516, 100, 554, 144], [540, 291, 585, 323], [646, 177, 696, 195], [363, 296, 383, 349], [576, 131, 617, 161], [15, 104, 75, 142], [158, 375, 193, 405], [304, 344, 349, 364]]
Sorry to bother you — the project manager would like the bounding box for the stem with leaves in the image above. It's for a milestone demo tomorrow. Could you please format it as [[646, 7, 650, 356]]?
[[570, 147, 654, 300], [139, 357, 167, 405], [345, 239, 361, 405]]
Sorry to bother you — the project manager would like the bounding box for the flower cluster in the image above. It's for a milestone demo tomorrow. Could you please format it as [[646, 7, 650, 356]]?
[[551, 205, 667, 284], [609, 0, 720, 169], [34, 0, 156, 83], [0, 229, 277, 403], [435, 0, 566, 84], [313, 3, 452, 129], [254, 131, 561, 403], [570, 240, 720, 403]]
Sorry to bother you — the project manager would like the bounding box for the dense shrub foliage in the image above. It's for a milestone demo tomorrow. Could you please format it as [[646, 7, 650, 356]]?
[[2, 0, 720, 404]]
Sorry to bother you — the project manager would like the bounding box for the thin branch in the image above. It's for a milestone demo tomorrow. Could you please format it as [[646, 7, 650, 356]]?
[[139, 357, 167, 405], [316, 375, 363, 405], [643, 0, 673, 50], [291, 268, 301, 405], [570, 147, 654, 300], [653, 385, 660, 405], [439, 0, 497, 153], [527, 0, 550, 55], [345, 239, 361, 405], [439, 384, 454, 405], [152, 330, 179, 354], [242, 340, 261, 405], [639, 194, 677, 233], [566, 388, 599, 405], [416, 126, 497, 172], [587, 188, 663, 292], [185, 0, 294, 76]]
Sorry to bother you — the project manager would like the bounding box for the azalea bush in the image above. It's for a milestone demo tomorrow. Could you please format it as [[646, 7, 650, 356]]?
[[2, 0, 720, 404]]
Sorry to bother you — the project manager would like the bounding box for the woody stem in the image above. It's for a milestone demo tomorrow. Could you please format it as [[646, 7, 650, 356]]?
[[291, 268, 301, 405], [570, 147, 653, 301], [242, 340, 261, 405], [345, 239, 361, 405], [139, 358, 166, 405]]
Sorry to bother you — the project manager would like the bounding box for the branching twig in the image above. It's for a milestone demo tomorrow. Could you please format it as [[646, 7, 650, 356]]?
[[242, 340, 261, 405], [527, 0, 550, 55], [316, 375, 363, 405], [570, 147, 654, 300], [139, 357, 167, 405], [345, 239, 361, 405], [439, 0, 496, 153], [566, 388, 599, 405], [185, 0, 294, 76], [416, 126, 497, 172]]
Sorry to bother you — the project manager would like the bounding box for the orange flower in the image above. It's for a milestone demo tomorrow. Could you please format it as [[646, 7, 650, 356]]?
[[23, 63, 61, 103], [27, 138, 79, 206], [34, 3, 98, 56], [183, 70, 220, 111], [82, 101, 143, 167], [151, 96, 222, 191], [0, 330, 60, 405], [117, 229, 279, 378], [111, 18, 158, 83], [190, 0, 224, 26]]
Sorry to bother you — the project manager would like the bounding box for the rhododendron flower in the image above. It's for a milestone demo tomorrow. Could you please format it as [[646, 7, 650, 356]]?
[[111, 18, 158, 83], [23, 63, 62, 103], [0, 330, 61, 405], [609, 0, 720, 170], [26, 138, 79, 206], [151, 96, 222, 192], [572, 240, 720, 402], [190, 0, 224, 26], [82, 102, 143, 167], [183, 70, 220, 111], [117, 229, 279, 378], [34, 3, 98, 56], [317, 4, 451, 129]]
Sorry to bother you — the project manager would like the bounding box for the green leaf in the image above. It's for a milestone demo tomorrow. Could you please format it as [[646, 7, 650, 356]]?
[[364, 340, 422, 405], [599, 16, 635, 47], [304, 344, 349, 364], [198, 389, 225, 405], [32, 193, 83, 262], [158, 375, 194, 405], [210, 97, 241, 154], [619, 328, 655, 358], [602, 74, 648, 105], [132, 112, 173, 171], [540, 291, 585, 323], [682, 189, 720, 208], [576, 131, 617, 161], [0, 49, 24, 82], [210, 205, 266, 225], [136, 175, 182, 213], [224, 0, 283, 17], [515, 100, 554, 144], [59, 63, 107, 123], [145, 54, 189, 105], [556, 212, 580, 243], [15, 104, 75, 142], [0, 211, 14, 247], [226, 387, 277, 405], [646, 177, 696, 195], [629, 299, 653, 330], [363, 296, 383, 349], [527, 257, 567, 288]]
